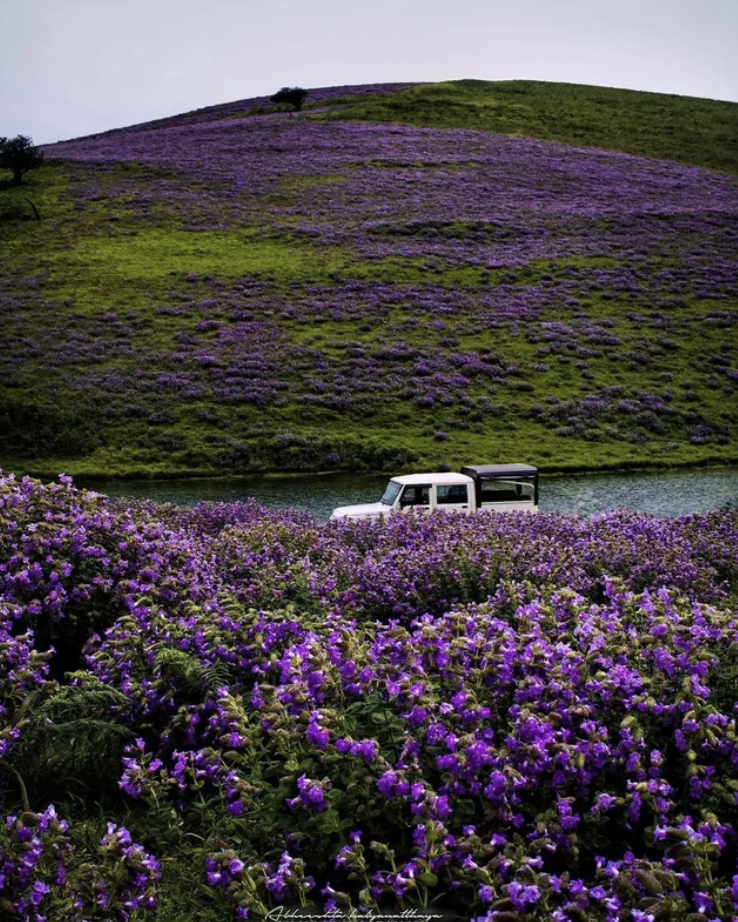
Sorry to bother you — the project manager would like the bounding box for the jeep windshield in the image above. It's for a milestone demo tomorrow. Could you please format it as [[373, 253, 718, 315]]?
[[380, 481, 402, 506]]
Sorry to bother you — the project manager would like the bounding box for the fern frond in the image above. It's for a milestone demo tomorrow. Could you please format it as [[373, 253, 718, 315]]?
[[7, 676, 135, 803], [155, 647, 207, 694], [15, 688, 53, 723], [26, 719, 133, 739], [201, 663, 236, 690]]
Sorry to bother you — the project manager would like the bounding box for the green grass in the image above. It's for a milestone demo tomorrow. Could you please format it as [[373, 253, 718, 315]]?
[[50, 227, 350, 293], [315, 79, 738, 174]]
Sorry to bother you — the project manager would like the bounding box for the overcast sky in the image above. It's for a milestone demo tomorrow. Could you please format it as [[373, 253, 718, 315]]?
[[2, 0, 736, 145]]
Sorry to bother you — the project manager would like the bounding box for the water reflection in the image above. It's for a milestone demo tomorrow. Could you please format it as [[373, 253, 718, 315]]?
[[82, 467, 738, 521]]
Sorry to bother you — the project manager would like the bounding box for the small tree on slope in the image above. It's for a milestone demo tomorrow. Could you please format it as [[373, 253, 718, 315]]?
[[0, 134, 43, 185], [270, 87, 309, 113]]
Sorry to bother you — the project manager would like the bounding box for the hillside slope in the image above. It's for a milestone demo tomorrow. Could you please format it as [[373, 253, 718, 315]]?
[[1, 81, 737, 477], [317, 80, 738, 175]]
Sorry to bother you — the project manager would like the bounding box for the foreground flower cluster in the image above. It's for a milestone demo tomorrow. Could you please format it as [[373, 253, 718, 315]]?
[[0, 808, 160, 922], [2, 469, 738, 919]]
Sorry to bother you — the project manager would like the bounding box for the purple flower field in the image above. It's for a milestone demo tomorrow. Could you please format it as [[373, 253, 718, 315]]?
[[48, 107, 738, 249], [3, 469, 738, 918], [0, 83, 736, 475]]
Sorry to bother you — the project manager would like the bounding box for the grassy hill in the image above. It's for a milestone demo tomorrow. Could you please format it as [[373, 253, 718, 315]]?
[[1, 80, 737, 478], [315, 80, 738, 175]]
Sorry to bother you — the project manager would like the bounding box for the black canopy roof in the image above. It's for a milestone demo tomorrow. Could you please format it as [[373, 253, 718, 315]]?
[[461, 464, 538, 479]]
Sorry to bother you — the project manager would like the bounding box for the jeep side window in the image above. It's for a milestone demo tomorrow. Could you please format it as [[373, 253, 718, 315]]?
[[437, 484, 468, 505], [480, 480, 534, 503], [399, 485, 431, 507]]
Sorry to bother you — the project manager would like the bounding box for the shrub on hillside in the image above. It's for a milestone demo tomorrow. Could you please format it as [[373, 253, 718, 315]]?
[[270, 87, 309, 112], [0, 398, 101, 459], [0, 134, 43, 185]]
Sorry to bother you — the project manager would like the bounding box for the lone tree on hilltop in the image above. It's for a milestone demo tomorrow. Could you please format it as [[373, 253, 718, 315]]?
[[270, 87, 309, 113], [0, 135, 43, 185]]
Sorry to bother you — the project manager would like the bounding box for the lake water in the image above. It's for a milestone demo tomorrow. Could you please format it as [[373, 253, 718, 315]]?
[[83, 467, 738, 521]]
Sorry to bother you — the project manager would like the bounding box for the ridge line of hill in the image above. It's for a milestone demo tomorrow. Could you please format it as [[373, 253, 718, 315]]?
[[43, 80, 738, 178]]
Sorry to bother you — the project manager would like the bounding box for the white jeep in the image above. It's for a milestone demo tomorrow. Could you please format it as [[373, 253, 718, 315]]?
[[330, 464, 539, 520]]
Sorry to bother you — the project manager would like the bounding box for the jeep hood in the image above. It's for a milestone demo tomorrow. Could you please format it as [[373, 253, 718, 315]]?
[[329, 502, 389, 520]]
